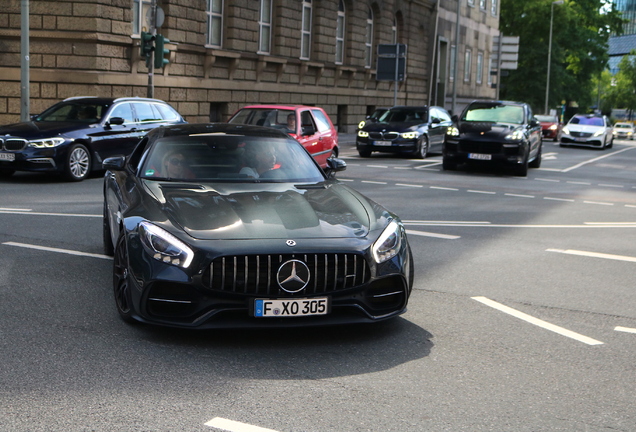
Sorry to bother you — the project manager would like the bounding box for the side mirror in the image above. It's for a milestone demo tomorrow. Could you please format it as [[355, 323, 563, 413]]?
[[530, 119, 539, 127], [451, 114, 459, 123], [102, 156, 126, 171], [324, 157, 347, 178], [431, 118, 441, 125], [105, 117, 125, 129]]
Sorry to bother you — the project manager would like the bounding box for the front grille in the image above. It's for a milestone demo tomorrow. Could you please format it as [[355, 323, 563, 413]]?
[[3, 138, 27, 151], [458, 141, 503, 154], [570, 131, 592, 138], [369, 132, 399, 140], [203, 253, 370, 296]]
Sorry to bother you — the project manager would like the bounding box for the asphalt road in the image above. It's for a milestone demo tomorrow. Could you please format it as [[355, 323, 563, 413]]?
[[1, 137, 635, 431]]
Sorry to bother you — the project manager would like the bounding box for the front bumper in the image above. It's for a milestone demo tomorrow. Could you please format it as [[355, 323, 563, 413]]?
[[560, 133, 605, 147], [0, 147, 66, 173], [356, 137, 418, 154], [443, 138, 526, 166]]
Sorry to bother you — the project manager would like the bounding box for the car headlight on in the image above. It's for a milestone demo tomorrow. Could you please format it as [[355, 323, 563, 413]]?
[[505, 129, 524, 140], [562, 126, 570, 135], [400, 131, 420, 139], [446, 126, 460, 137], [28, 137, 66, 148], [139, 222, 194, 268], [549, 124, 557, 131], [358, 130, 369, 138], [358, 121, 366, 129], [593, 129, 605, 137], [372, 220, 402, 264], [613, 130, 618, 135]]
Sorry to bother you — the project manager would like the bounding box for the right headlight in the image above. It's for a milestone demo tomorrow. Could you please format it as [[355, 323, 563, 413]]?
[[138, 222, 194, 268], [28, 137, 66, 148], [358, 130, 369, 138], [446, 126, 460, 137], [562, 126, 570, 135], [372, 220, 402, 264]]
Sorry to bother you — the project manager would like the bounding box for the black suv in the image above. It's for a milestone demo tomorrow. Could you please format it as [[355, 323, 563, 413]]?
[[0, 96, 186, 181], [443, 100, 542, 176]]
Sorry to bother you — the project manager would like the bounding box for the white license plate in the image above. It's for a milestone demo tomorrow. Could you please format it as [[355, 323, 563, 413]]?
[[468, 153, 492, 160], [373, 140, 393, 146], [254, 297, 329, 317], [0, 153, 15, 162], [575, 137, 588, 142]]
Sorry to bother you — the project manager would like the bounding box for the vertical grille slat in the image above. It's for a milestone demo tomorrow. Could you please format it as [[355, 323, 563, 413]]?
[[206, 253, 370, 296]]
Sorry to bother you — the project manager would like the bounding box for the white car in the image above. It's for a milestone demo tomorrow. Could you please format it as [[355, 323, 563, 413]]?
[[613, 122, 635, 140], [560, 114, 613, 149]]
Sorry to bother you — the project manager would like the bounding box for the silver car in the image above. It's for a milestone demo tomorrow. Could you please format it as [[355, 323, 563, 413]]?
[[560, 114, 613, 149]]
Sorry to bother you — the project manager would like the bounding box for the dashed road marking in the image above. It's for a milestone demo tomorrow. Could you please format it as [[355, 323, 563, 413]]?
[[406, 229, 460, 239], [205, 418, 279, 432], [615, 326, 636, 334], [546, 248, 636, 263], [2, 241, 112, 260]]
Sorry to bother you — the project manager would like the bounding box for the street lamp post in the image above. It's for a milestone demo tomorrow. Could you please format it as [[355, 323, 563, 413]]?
[[544, 0, 564, 114]]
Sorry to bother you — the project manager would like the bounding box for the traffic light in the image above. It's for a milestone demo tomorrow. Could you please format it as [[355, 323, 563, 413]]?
[[154, 34, 170, 69], [140, 31, 155, 68]]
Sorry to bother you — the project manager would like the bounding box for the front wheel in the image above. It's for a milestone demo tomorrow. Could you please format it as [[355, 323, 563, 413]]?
[[65, 143, 91, 181], [442, 156, 457, 171], [358, 148, 372, 157], [529, 143, 542, 168], [512, 154, 529, 176], [412, 136, 429, 159], [113, 233, 136, 324]]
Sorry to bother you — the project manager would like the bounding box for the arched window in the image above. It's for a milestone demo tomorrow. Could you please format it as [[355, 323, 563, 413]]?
[[301, 0, 312, 60], [335, 0, 345, 64], [364, 7, 373, 68], [206, 0, 223, 48], [392, 16, 397, 44], [259, 0, 273, 54]]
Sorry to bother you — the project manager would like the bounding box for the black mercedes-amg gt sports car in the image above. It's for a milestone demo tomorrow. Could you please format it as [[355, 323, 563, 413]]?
[[103, 123, 413, 328]]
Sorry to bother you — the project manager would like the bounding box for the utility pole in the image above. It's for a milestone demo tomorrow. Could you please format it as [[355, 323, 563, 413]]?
[[147, 0, 157, 98], [21, 0, 30, 121]]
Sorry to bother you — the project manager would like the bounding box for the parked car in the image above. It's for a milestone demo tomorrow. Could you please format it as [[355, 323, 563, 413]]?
[[535, 114, 562, 141], [0, 96, 185, 181], [443, 100, 543, 176], [102, 123, 413, 328], [227, 104, 338, 167], [612, 122, 635, 140], [357, 107, 389, 129], [356, 105, 452, 158], [560, 114, 613, 149]]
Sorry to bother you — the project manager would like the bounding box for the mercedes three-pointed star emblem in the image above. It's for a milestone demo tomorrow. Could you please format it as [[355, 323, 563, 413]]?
[[276, 259, 310, 293]]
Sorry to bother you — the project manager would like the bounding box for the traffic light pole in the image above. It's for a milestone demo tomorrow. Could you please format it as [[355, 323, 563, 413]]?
[[147, 0, 157, 98], [20, 0, 30, 121]]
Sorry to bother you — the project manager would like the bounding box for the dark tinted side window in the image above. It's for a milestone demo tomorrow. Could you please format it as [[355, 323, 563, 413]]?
[[133, 103, 161, 123]]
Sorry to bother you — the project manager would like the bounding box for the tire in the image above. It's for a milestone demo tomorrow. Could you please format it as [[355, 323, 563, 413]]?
[[512, 154, 529, 176], [113, 233, 136, 324], [529, 142, 542, 168], [607, 137, 613, 149], [412, 136, 429, 159], [0, 169, 15, 178], [358, 148, 372, 157], [103, 201, 115, 256], [65, 143, 91, 181], [442, 156, 457, 171]]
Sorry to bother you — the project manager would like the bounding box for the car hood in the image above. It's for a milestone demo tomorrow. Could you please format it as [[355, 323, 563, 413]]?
[[0, 121, 91, 139], [457, 122, 520, 139], [141, 180, 389, 241], [363, 122, 422, 132]]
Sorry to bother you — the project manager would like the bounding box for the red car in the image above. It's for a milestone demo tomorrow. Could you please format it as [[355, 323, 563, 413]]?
[[535, 114, 562, 141], [228, 104, 339, 167]]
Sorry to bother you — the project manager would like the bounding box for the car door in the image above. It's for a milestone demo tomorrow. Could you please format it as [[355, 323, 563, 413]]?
[[311, 108, 337, 161], [526, 106, 542, 157], [427, 108, 448, 152], [90, 102, 141, 161], [297, 109, 327, 165]]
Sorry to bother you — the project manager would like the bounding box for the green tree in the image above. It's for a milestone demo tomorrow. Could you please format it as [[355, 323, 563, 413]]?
[[603, 52, 636, 119], [499, 0, 624, 114]]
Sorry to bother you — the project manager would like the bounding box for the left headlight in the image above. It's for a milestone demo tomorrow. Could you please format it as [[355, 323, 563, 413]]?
[[372, 220, 403, 264], [505, 129, 524, 140], [138, 222, 194, 269], [358, 130, 369, 138], [28, 137, 66, 148], [446, 126, 460, 137], [593, 129, 605, 137], [400, 131, 420, 139], [358, 120, 366, 129]]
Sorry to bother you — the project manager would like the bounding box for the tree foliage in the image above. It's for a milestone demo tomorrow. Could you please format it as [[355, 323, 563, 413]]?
[[600, 53, 636, 117], [499, 0, 624, 114]]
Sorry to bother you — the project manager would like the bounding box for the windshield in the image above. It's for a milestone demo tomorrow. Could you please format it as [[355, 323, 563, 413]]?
[[462, 103, 525, 125], [140, 135, 325, 183], [378, 108, 428, 123], [35, 101, 109, 123], [535, 115, 558, 123], [614, 123, 632, 129], [569, 116, 604, 127], [228, 108, 296, 133]]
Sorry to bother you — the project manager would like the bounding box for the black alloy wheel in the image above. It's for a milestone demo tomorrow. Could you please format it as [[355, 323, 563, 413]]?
[[529, 142, 542, 169], [512, 153, 529, 176], [65, 143, 91, 181], [358, 148, 372, 157], [113, 233, 136, 323], [413, 136, 429, 159]]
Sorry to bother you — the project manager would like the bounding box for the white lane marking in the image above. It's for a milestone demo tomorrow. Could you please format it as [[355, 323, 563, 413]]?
[[562, 147, 634, 172], [615, 326, 636, 334], [626, 205, 636, 208], [505, 193, 535, 198], [544, 197, 574, 202], [472, 296, 604, 346], [361, 180, 387, 185], [394, 166, 411, 170], [430, 186, 458, 191], [405, 221, 636, 228], [405, 229, 460, 239], [584, 222, 636, 225], [583, 201, 614, 206], [2, 242, 112, 260], [599, 184, 624, 188], [0, 207, 32, 212], [536, 178, 560, 182], [567, 181, 591, 185], [467, 190, 496, 195], [338, 178, 355, 182], [366, 165, 388, 168], [404, 220, 491, 224], [395, 183, 424, 188], [205, 417, 279, 432], [0, 210, 100, 218], [546, 248, 636, 263]]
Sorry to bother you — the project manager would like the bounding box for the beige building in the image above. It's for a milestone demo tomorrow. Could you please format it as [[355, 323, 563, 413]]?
[[0, 0, 498, 131]]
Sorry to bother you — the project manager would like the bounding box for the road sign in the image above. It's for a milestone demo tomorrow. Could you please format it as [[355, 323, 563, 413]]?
[[493, 35, 519, 70], [376, 43, 407, 82]]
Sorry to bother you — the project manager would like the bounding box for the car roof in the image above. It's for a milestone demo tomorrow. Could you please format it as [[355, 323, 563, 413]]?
[[62, 96, 170, 104], [467, 100, 526, 107], [149, 122, 292, 139], [238, 104, 323, 110]]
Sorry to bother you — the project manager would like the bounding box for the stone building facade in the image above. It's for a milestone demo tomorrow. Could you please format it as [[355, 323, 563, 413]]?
[[0, 0, 499, 130]]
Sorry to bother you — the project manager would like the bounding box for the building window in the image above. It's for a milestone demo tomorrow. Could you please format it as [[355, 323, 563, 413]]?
[[364, 7, 373, 68], [468, 0, 475, 7], [133, 0, 152, 35], [449, 45, 456, 82], [259, 0, 273, 54], [301, 0, 312, 60], [480, 0, 486, 10], [464, 48, 472, 82], [335, 0, 345, 64], [392, 16, 397, 43], [491, 0, 498, 15], [476, 52, 484, 84], [488, 56, 493, 86], [206, 0, 223, 47]]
